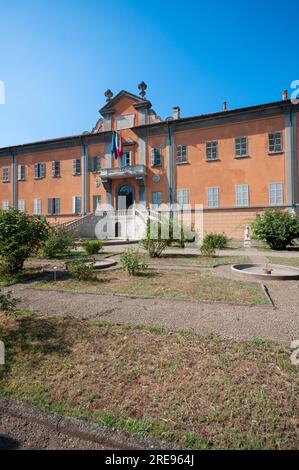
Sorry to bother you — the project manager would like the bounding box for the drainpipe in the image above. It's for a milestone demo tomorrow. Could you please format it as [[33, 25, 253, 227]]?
[[166, 121, 175, 206], [11, 149, 17, 209], [81, 139, 89, 216]]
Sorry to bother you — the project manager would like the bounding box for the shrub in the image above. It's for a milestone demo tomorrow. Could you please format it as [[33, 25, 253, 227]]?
[[252, 209, 299, 250], [83, 239, 103, 255], [39, 226, 74, 259], [68, 259, 96, 281], [202, 233, 228, 250], [0, 290, 17, 313], [120, 249, 146, 276], [200, 238, 216, 257], [0, 209, 49, 275], [140, 219, 168, 258]]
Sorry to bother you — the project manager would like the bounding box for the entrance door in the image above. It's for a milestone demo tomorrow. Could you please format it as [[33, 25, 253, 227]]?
[[117, 184, 134, 210]]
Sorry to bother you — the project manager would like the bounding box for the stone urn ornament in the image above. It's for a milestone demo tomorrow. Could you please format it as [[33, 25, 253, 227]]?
[[244, 225, 251, 248]]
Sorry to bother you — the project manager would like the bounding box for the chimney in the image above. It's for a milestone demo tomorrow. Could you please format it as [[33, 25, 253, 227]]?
[[172, 106, 180, 120], [223, 101, 227, 111], [282, 89, 288, 101]]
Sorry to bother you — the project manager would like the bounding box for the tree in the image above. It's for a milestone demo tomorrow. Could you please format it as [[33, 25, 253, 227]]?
[[252, 209, 299, 250], [0, 209, 49, 275]]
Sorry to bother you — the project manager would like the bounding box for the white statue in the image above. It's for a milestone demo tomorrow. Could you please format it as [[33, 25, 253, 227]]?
[[244, 225, 251, 247]]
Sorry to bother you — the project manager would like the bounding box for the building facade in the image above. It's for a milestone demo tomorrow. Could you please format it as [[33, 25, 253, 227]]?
[[0, 85, 298, 238]]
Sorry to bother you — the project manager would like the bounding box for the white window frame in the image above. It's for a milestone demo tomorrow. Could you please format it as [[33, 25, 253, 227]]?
[[176, 145, 187, 164], [72, 196, 81, 215], [177, 189, 189, 208], [48, 198, 61, 215], [72, 159, 81, 176], [2, 167, 9, 182], [2, 200, 9, 211], [206, 141, 218, 161], [207, 187, 219, 208], [34, 199, 42, 215], [18, 200, 25, 212], [235, 137, 248, 157], [52, 161, 60, 178], [34, 163, 45, 179], [235, 184, 249, 207], [151, 191, 162, 208], [269, 183, 283, 206], [89, 156, 101, 173], [18, 165, 26, 181], [120, 152, 132, 168], [268, 132, 283, 154]]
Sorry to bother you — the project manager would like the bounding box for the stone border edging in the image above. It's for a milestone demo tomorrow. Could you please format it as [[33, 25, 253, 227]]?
[[0, 396, 181, 450]]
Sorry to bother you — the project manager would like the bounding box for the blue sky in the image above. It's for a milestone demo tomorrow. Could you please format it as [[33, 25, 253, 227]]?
[[0, 0, 298, 148]]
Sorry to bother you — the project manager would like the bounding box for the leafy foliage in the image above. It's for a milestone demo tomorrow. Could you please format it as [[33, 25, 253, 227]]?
[[0, 209, 49, 275], [83, 239, 103, 255], [0, 290, 17, 313], [252, 209, 299, 250], [68, 259, 96, 281], [120, 249, 146, 276], [39, 226, 74, 259]]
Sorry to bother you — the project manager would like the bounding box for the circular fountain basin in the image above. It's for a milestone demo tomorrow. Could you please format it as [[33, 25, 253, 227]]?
[[85, 259, 118, 270], [231, 263, 299, 280]]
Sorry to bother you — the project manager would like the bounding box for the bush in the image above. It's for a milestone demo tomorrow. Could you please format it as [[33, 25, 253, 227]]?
[[39, 226, 74, 259], [0, 209, 49, 275], [68, 259, 96, 281], [252, 209, 299, 250], [120, 249, 146, 276], [0, 290, 17, 313], [140, 219, 168, 258], [200, 238, 216, 256], [83, 239, 103, 255], [202, 233, 228, 250]]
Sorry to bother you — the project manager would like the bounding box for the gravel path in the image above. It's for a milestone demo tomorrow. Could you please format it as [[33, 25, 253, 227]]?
[[0, 412, 114, 450], [5, 272, 299, 346]]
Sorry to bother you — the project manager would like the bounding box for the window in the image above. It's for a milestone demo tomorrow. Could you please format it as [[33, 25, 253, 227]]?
[[52, 161, 60, 178], [2, 200, 9, 211], [72, 196, 81, 215], [151, 148, 161, 167], [268, 132, 283, 153], [72, 159, 81, 175], [207, 187, 219, 208], [120, 152, 131, 168], [18, 165, 25, 181], [34, 199, 42, 215], [176, 145, 187, 164], [48, 198, 61, 215], [235, 137, 248, 157], [2, 167, 9, 182], [89, 156, 101, 173], [269, 183, 283, 206], [34, 163, 45, 179], [151, 191, 162, 208], [18, 200, 25, 212], [177, 189, 189, 207], [93, 195, 101, 212], [206, 141, 218, 161], [235, 184, 249, 207]]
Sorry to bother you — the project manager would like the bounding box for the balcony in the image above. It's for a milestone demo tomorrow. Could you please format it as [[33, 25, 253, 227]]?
[[100, 164, 147, 190]]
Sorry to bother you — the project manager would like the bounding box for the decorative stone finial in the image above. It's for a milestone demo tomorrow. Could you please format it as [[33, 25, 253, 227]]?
[[104, 89, 113, 102], [138, 81, 147, 98]]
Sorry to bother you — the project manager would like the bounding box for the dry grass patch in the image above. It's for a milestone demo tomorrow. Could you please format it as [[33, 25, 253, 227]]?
[[267, 257, 299, 268], [32, 269, 268, 305], [0, 312, 298, 449], [146, 254, 251, 267]]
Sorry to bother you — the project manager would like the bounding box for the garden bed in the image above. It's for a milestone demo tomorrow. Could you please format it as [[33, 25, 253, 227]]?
[[0, 312, 298, 449], [31, 269, 269, 305]]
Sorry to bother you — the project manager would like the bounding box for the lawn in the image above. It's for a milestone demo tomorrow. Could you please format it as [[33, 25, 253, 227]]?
[[32, 269, 269, 305], [267, 257, 299, 268], [0, 312, 298, 449], [145, 254, 251, 267]]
